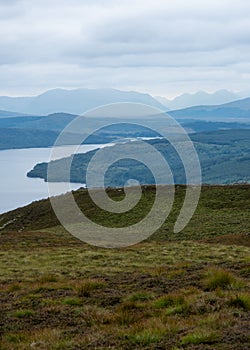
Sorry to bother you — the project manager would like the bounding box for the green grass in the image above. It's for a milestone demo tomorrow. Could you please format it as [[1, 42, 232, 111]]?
[[229, 293, 250, 310], [62, 297, 82, 306], [39, 273, 58, 283], [154, 293, 185, 308], [74, 279, 106, 297], [181, 330, 219, 345], [126, 291, 153, 302], [12, 309, 34, 318], [165, 304, 190, 316], [0, 234, 249, 349], [0, 185, 249, 349], [1, 185, 249, 243], [202, 267, 245, 291], [127, 330, 164, 345]]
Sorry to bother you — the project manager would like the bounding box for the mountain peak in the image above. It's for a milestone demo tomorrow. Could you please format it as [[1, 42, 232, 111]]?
[[155, 90, 240, 110]]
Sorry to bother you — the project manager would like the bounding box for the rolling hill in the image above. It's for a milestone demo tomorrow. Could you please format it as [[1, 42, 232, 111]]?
[[0, 96, 249, 150], [0, 184, 249, 243], [169, 98, 250, 122], [0, 110, 31, 118]]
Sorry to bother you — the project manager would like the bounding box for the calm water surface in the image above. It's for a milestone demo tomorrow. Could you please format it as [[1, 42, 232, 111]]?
[[0, 144, 108, 214]]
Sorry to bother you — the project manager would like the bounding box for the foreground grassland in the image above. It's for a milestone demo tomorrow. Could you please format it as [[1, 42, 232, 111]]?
[[0, 233, 249, 349], [0, 185, 249, 349]]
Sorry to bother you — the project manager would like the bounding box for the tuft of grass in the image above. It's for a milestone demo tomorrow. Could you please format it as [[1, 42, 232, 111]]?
[[126, 318, 167, 345], [41, 297, 58, 306], [154, 293, 185, 309], [181, 329, 219, 345], [202, 267, 245, 291], [127, 330, 163, 345], [39, 273, 58, 283], [81, 305, 114, 326], [126, 291, 153, 302], [198, 312, 235, 330], [115, 309, 141, 326], [12, 309, 34, 318], [74, 279, 106, 297], [119, 300, 144, 311], [62, 297, 82, 306], [165, 303, 190, 316], [229, 293, 250, 311], [4, 333, 26, 343]]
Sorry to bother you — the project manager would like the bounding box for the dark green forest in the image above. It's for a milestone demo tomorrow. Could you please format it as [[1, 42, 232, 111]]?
[[27, 129, 250, 186]]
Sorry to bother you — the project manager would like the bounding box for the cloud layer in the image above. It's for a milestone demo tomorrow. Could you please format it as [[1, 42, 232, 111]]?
[[0, 0, 250, 96]]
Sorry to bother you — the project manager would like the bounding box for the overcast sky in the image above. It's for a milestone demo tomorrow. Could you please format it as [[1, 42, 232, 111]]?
[[0, 0, 250, 97]]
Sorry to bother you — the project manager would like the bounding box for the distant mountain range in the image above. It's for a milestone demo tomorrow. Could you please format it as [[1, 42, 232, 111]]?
[[0, 88, 246, 116], [155, 90, 240, 109], [169, 97, 250, 122], [0, 88, 166, 115], [0, 110, 29, 118], [0, 95, 249, 150]]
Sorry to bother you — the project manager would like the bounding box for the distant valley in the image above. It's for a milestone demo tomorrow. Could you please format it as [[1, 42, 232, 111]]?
[[0, 93, 250, 150], [0, 89, 249, 187]]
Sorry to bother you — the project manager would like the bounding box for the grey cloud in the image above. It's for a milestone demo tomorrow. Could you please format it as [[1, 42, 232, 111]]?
[[0, 0, 249, 96]]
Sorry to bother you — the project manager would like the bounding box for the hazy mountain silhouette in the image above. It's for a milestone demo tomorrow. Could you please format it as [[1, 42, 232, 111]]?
[[0, 88, 166, 115], [155, 90, 239, 109]]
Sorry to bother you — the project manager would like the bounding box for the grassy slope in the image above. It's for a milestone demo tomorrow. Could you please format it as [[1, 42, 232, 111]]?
[[0, 185, 249, 349], [0, 185, 249, 242]]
